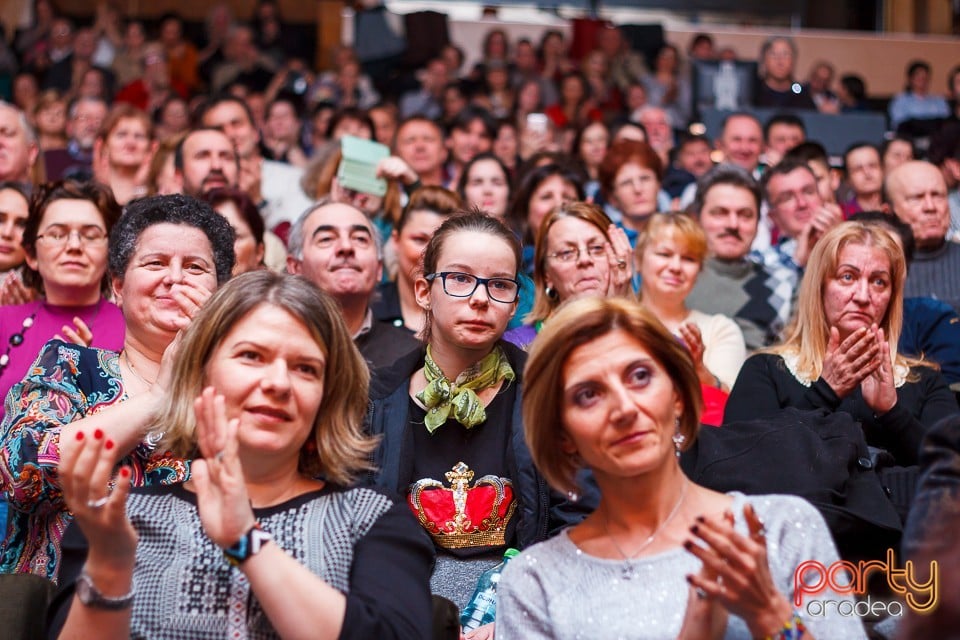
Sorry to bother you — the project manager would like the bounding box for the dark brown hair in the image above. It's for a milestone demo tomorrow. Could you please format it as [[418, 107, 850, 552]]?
[[418, 209, 521, 342], [22, 180, 121, 295]]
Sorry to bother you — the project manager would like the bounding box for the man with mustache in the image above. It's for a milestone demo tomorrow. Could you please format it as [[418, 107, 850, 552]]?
[[173, 127, 239, 197], [200, 95, 314, 236], [686, 164, 798, 350], [286, 199, 418, 369]]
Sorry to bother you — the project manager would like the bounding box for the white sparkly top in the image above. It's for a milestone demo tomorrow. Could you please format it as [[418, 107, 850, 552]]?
[[496, 492, 868, 640]]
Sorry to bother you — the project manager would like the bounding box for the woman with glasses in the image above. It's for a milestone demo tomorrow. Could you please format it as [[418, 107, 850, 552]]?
[[0, 181, 124, 415], [0, 194, 234, 581], [597, 139, 666, 246], [505, 202, 633, 350], [365, 211, 589, 635]]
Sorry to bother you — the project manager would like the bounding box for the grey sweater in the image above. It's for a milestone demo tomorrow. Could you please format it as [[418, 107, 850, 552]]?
[[496, 493, 867, 640], [904, 240, 960, 315]]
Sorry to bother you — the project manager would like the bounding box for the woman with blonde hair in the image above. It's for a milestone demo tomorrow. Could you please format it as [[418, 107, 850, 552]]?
[[636, 212, 745, 392], [505, 201, 633, 349], [725, 221, 957, 466], [496, 296, 865, 639], [50, 271, 434, 639]]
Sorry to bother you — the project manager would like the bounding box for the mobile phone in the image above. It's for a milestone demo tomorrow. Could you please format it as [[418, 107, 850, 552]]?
[[526, 113, 549, 135]]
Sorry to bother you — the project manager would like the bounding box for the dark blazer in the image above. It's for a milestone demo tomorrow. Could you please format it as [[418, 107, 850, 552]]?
[[364, 341, 594, 549]]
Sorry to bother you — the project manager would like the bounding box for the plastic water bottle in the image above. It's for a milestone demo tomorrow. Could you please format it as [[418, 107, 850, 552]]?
[[460, 548, 519, 631]]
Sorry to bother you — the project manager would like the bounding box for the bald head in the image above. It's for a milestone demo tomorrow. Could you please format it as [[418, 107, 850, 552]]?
[[886, 160, 949, 250]]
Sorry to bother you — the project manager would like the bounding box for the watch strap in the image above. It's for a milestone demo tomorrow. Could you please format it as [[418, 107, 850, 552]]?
[[223, 522, 273, 567], [77, 571, 134, 610]]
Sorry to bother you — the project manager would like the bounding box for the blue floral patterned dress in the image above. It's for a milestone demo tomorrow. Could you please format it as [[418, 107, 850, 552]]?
[[0, 340, 189, 581]]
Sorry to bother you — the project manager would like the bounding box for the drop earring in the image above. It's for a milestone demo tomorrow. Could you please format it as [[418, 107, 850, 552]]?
[[672, 418, 685, 458]]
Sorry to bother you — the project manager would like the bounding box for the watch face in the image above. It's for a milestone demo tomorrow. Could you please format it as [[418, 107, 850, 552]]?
[[76, 574, 93, 604], [76, 573, 133, 610]]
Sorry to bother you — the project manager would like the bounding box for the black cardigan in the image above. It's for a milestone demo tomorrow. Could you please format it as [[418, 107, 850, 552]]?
[[724, 353, 959, 465]]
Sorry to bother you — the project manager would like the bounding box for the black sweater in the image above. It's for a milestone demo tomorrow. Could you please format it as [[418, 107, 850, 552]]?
[[724, 353, 958, 465]]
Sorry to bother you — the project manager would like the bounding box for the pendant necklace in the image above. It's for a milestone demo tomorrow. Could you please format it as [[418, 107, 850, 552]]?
[[602, 479, 689, 580]]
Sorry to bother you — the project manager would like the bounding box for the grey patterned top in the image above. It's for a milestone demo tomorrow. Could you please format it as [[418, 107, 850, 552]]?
[[496, 493, 868, 640], [66, 484, 436, 640]]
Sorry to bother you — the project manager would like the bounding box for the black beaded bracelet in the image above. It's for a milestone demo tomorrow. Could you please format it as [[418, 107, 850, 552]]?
[[223, 522, 273, 567]]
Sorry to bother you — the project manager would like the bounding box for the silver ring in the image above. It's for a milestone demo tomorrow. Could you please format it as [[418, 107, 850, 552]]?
[[214, 450, 224, 463], [87, 496, 109, 508], [756, 525, 767, 538], [617, 260, 627, 269], [695, 587, 707, 600]]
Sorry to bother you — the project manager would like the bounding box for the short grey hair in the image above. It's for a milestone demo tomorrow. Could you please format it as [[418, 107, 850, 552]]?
[[0, 101, 37, 147], [286, 197, 383, 261]]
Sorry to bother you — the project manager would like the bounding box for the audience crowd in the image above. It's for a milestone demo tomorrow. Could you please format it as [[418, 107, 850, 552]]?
[[1, 1, 960, 638]]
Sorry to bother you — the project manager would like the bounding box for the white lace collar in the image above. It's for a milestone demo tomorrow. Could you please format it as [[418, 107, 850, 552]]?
[[780, 351, 908, 388]]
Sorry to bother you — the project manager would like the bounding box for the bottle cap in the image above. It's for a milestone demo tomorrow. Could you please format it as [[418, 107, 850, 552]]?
[[504, 548, 519, 560]]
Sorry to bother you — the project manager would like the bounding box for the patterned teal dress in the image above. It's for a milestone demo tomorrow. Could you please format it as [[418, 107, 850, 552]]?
[[0, 340, 188, 582]]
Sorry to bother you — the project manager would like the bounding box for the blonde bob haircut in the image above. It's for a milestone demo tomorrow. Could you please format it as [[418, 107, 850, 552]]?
[[528, 201, 614, 324], [771, 220, 925, 381], [523, 296, 702, 495], [635, 212, 708, 270], [156, 271, 376, 485]]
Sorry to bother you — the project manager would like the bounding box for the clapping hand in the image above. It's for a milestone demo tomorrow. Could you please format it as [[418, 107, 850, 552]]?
[[684, 504, 796, 639], [0, 271, 38, 306], [820, 326, 880, 398], [56, 316, 94, 347], [59, 428, 137, 567], [860, 325, 896, 415], [604, 224, 634, 297], [189, 387, 257, 549], [170, 279, 216, 330]]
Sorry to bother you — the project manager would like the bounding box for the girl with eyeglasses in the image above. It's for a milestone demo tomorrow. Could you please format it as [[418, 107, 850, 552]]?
[[365, 211, 590, 639], [0, 181, 125, 416]]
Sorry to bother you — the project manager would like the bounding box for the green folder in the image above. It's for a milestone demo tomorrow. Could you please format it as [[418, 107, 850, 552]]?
[[338, 135, 390, 197]]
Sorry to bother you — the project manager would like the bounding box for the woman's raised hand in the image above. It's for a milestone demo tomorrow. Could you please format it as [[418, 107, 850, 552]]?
[[59, 428, 137, 567], [189, 387, 257, 549], [820, 326, 880, 398], [605, 224, 634, 297], [684, 504, 797, 639], [56, 316, 94, 347], [170, 279, 216, 330], [678, 323, 706, 368], [0, 271, 38, 306], [678, 511, 730, 640], [861, 325, 897, 415]]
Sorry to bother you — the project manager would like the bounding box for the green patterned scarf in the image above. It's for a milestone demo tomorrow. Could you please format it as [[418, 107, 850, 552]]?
[[416, 345, 515, 433]]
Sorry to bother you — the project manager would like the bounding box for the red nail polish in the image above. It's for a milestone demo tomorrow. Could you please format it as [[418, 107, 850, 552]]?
[[94, 429, 103, 440], [105, 440, 114, 450], [76, 431, 84, 441], [119, 467, 130, 478]]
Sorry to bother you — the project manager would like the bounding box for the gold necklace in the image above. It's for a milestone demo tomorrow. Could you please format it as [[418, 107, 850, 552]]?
[[602, 479, 689, 580], [121, 350, 155, 387]]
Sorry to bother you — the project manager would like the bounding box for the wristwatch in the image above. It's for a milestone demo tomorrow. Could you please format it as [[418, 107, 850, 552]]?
[[76, 571, 135, 610]]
